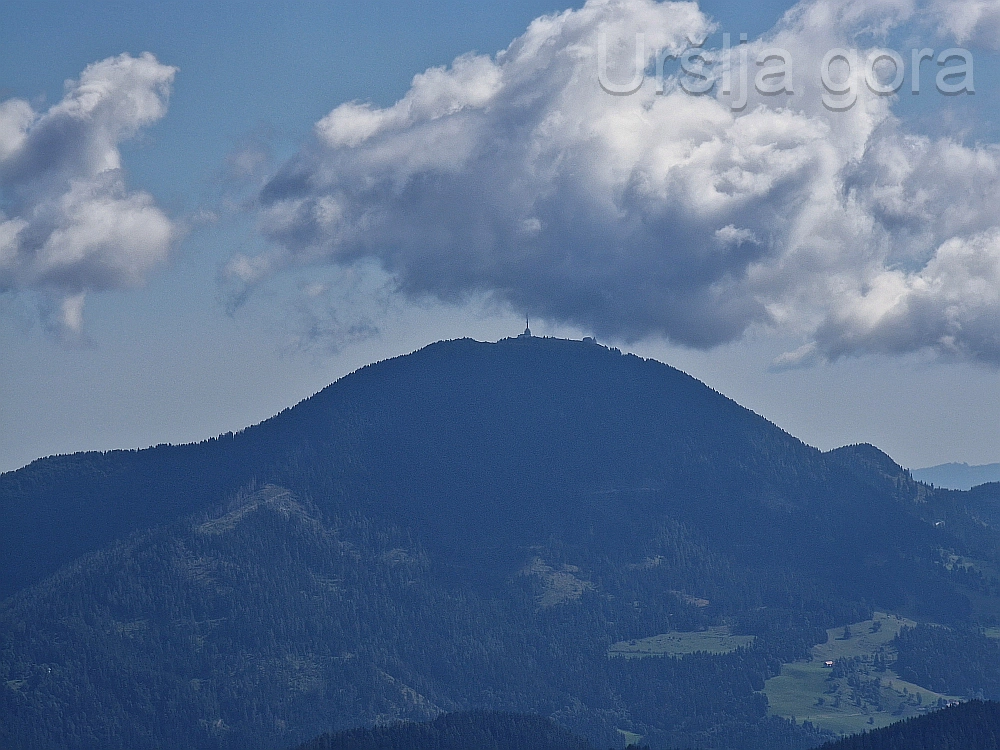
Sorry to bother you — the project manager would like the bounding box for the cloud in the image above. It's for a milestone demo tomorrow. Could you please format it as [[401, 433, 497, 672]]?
[[0, 52, 176, 334], [815, 229, 1000, 361], [928, 0, 1000, 49], [241, 0, 1000, 363]]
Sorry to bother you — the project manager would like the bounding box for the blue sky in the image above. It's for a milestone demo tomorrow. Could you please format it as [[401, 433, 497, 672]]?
[[2, 0, 1000, 473]]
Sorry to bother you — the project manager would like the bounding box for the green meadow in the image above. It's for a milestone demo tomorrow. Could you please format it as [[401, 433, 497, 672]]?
[[763, 613, 961, 736], [608, 626, 755, 658]]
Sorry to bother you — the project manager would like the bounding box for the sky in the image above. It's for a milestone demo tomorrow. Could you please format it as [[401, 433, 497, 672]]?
[[2, 0, 1000, 474]]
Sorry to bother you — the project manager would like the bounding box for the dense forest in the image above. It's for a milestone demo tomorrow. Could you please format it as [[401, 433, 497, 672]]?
[[3, 337, 1000, 749], [817, 700, 1000, 749], [892, 625, 1000, 698], [0, 484, 832, 749], [291, 711, 600, 750]]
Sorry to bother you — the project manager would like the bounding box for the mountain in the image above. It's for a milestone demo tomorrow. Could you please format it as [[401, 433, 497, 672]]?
[[3, 336, 1000, 750], [3, 337, 995, 605], [817, 700, 1000, 749], [912, 462, 1000, 491]]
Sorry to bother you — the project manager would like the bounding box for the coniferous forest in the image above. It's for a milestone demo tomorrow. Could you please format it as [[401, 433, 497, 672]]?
[[291, 711, 601, 750], [817, 700, 1000, 749]]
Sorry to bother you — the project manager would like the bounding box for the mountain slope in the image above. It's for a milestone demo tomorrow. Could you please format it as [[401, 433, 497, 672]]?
[[0, 482, 822, 750], [1, 486, 527, 748]]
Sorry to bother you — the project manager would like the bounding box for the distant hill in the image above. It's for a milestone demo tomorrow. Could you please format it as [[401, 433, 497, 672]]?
[[291, 711, 599, 750], [912, 462, 1000, 491], [818, 700, 1000, 749], [3, 336, 1000, 749]]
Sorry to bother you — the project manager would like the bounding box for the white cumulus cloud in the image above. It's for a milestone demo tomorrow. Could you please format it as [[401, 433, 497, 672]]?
[[0, 52, 177, 334], [240, 0, 1000, 363]]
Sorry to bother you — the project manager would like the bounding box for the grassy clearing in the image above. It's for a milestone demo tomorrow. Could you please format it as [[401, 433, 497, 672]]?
[[617, 729, 644, 746], [523, 558, 593, 608], [608, 626, 755, 658], [763, 612, 961, 737]]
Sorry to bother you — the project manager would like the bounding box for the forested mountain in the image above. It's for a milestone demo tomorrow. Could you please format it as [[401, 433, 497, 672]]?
[[3, 336, 1000, 749], [817, 700, 1000, 749], [4, 337, 996, 606]]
